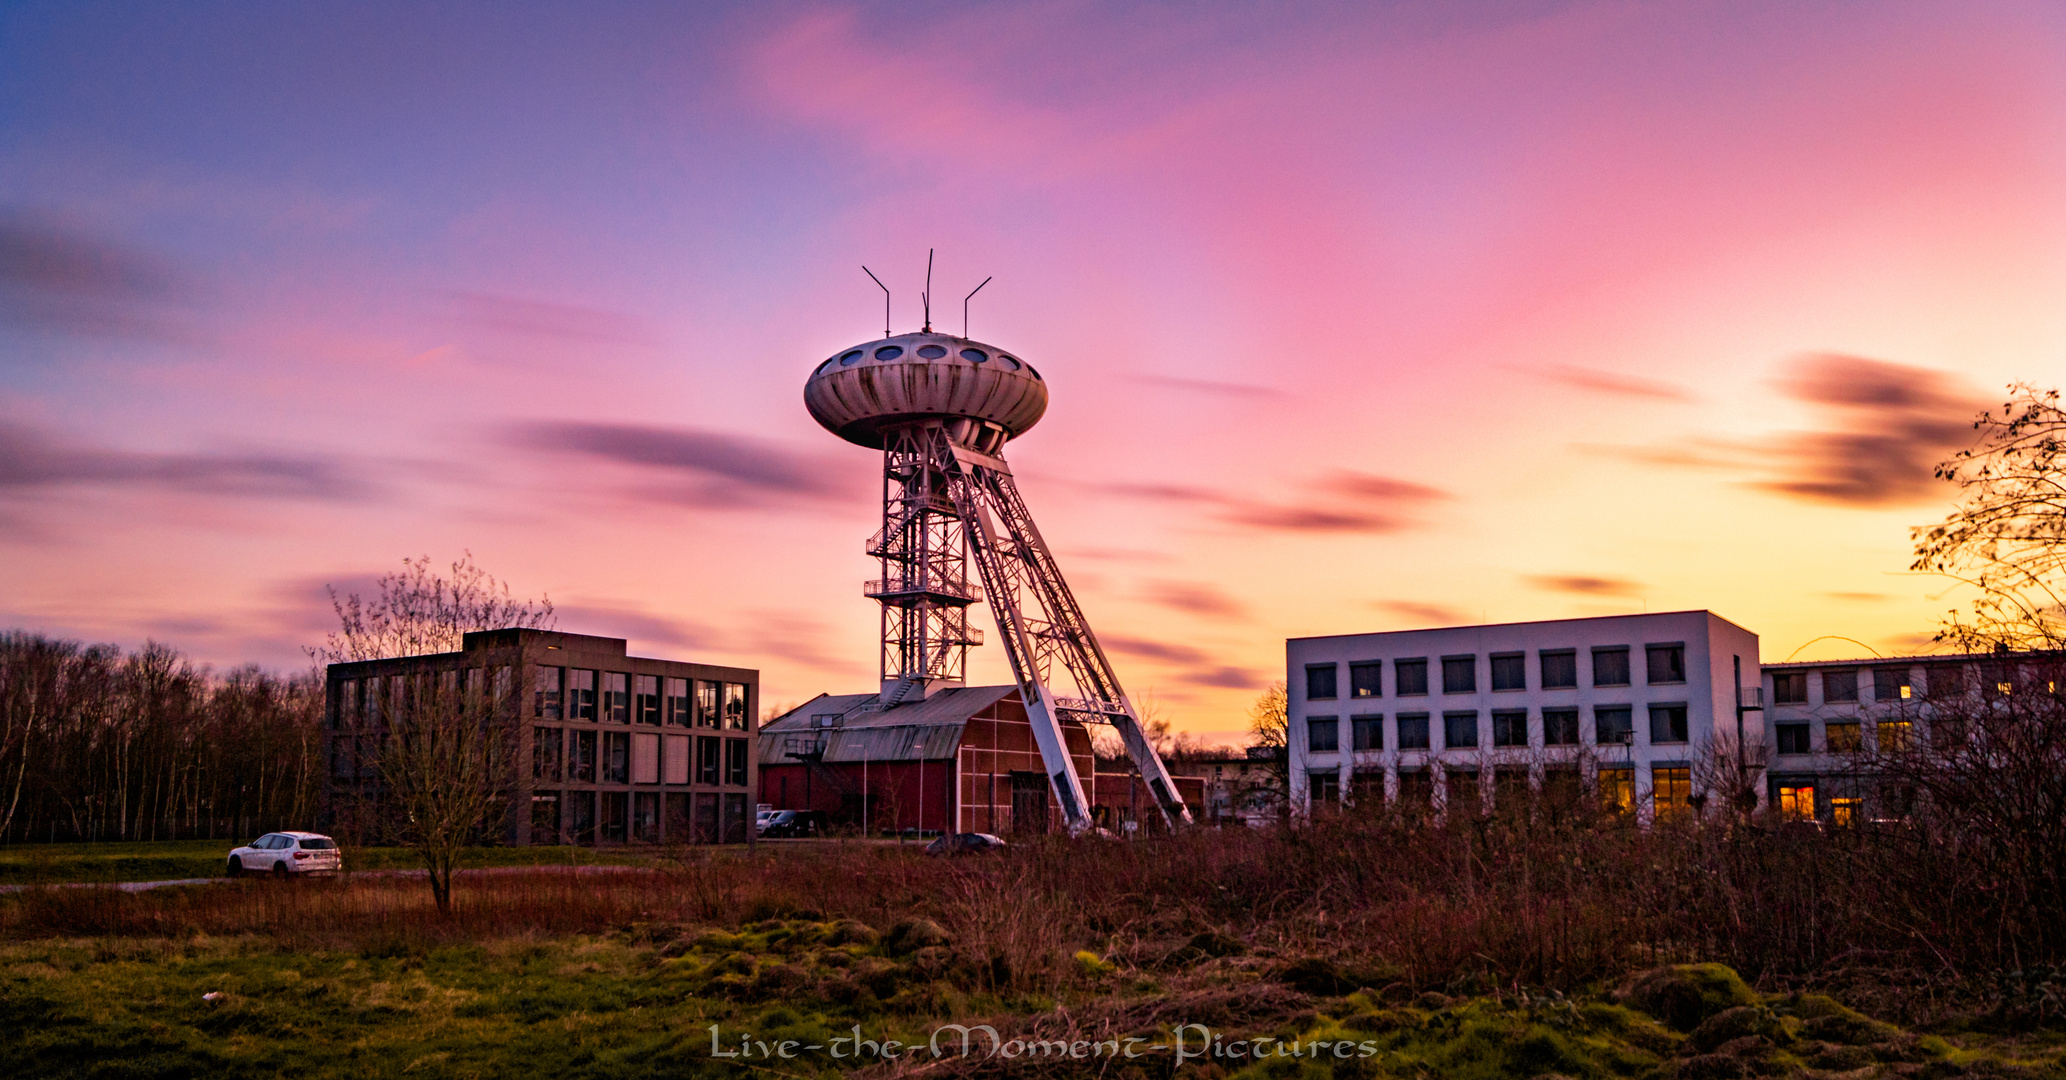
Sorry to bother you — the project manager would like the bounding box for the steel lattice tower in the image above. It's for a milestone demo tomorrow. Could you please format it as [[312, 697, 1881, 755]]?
[[806, 331, 1193, 833]]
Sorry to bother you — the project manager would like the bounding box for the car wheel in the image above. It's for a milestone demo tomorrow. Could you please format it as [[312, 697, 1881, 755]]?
[[272, 862, 290, 880], [226, 856, 242, 878]]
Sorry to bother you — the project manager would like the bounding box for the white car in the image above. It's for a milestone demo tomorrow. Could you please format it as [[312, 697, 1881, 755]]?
[[227, 832, 341, 878]]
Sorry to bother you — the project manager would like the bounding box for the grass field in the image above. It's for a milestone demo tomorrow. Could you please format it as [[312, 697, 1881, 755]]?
[[0, 840, 655, 885]]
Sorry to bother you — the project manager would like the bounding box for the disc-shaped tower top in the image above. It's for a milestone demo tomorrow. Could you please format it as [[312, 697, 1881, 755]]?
[[804, 331, 1048, 449]]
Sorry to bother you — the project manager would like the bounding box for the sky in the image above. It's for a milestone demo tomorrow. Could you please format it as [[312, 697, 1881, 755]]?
[[3, 0, 2064, 741]]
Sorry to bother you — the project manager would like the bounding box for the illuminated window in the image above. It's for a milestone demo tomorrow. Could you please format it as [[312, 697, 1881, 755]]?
[[723, 683, 749, 730], [1653, 767, 1692, 820], [1877, 720, 1912, 753], [696, 681, 719, 727], [1600, 766, 1634, 815], [1826, 722, 1862, 753], [1778, 784, 1816, 820], [1830, 797, 1861, 827], [1873, 667, 1912, 702]]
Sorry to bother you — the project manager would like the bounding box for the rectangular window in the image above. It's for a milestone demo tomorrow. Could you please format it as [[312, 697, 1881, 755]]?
[[632, 732, 660, 784], [1772, 672, 1807, 704], [1653, 766, 1691, 820], [331, 680, 354, 729], [665, 677, 691, 726], [1648, 704, 1688, 744], [1491, 709, 1528, 747], [1308, 771, 1341, 804], [1645, 643, 1686, 684], [1306, 717, 1340, 753], [530, 793, 560, 843], [1878, 719, 1913, 753], [1872, 667, 1912, 702], [725, 739, 749, 786], [633, 792, 659, 842], [634, 674, 661, 725], [1540, 650, 1578, 689], [1830, 796, 1861, 827], [601, 791, 627, 843], [330, 736, 353, 781], [696, 681, 720, 727], [568, 669, 597, 722], [567, 791, 596, 844], [1592, 648, 1631, 687], [1778, 784, 1816, 821], [1398, 769, 1432, 811], [570, 730, 597, 783], [602, 672, 629, 723], [697, 736, 721, 785], [1396, 713, 1431, 750], [1442, 655, 1477, 694], [1776, 723, 1810, 755], [534, 666, 563, 720], [1447, 768, 1479, 815], [1395, 658, 1429, 696], [1350, 715, 1383, 752], [1490, 653, 1526, 692], [1542, 709, 1579, 746], [1595, 706, 1634, 746], [533, 727, 563, 781], [1821, 669, 1859, 703], [1349, 662, 1382, 699], [723, 683, 749, 730], [602, 731, 630, 784], [1826, 721, 1862, 753], [1923, 664, 1965, 700], [1600, 766, 1634, 814], [663, 733, 690, 784], [1443, 711, 1478, 749], [1305, 664, 1339, 700]]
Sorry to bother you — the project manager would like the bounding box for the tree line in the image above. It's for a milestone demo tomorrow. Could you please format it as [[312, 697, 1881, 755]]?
[[0, 632, 323, 843]]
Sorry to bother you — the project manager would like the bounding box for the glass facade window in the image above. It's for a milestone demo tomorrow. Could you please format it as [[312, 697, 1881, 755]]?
[[534, 667, 562, 720], [1595, 706, 1634, 746], [635, 674, 661, 725], [330, 736, 353, 780], [1349, 662, 1382, 698], [1822, 669, 1859, 703], [665, 677, 691, 726], [1396, 713, 1431, 750], [1776, 723, 1810, 755], [603, 732, 630, 783], [1442, 711, 1478, 749], [603, 672, 628, 723], [333, 680, 354, 729], [697, 736, 721, 785], [1490, 653, 1525, 692], [533, 727, 562, 781], [570, 730, 597, 783], [1648, 704, 1688, 744], [1395, 658, 1429, 696], [1592, 648, 1631, 687], [1491, 710, 1527, 747], [530, 793, 560, 842], [696, 681, 719, 727], [601, 792, 628, 843], [723, 683, 748, 730], [1539, 650, 1578, 689], [1653, 767, 1691, 820], [1306, 717, 1339, 753], [1441, 656, 1476, 694], [1826, 722, 1862, 753], [1645, 643, 1686, 684], [568, 669, 597, 722], [1350, 715, 1383, 752], [725, 739, 749, 786], [567, 791, 596, 844], [1543, 709, 1579, 746], [633, 792, 660, 842], [1305, 664, 1338, 700]]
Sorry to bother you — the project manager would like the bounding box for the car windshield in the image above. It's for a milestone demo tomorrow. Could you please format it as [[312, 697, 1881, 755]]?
[[296, 838, 336, 850]]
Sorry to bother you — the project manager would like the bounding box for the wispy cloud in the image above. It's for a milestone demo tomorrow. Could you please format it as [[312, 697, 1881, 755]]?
[[0, 421, 366, 501], [1103, 635, 1262, 691], [1131, 374, 1286, 398], [1825, 591, 1890, 603], [506, 422, 850, 508], [1094, 470, 1450, 534], [1526, 574, 1641, 597], [1535, 364, 1694, 401], [1140, 579, 1249, 620], [553, 604, 714, 653], [1372, 599, 1466, 624], [438, 290, 653, 346], [0, 211, 195, 341]]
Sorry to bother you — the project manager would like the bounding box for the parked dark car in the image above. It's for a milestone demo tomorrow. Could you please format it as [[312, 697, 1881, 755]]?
[[758, 810, 827, 838], [925, 832, 1007, 856]]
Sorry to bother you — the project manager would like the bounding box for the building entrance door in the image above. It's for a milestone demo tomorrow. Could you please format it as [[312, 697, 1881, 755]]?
[[1009, 772, 1050, 835]]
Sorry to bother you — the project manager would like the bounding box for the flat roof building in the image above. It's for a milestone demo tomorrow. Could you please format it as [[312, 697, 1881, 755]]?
[[325, 629, 759, 845]]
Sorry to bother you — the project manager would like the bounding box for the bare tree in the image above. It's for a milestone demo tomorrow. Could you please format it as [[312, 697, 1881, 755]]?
[[1913, 385, 2066, 651], [1246, 680, 1289, 808], [312, 552, 554, 664]]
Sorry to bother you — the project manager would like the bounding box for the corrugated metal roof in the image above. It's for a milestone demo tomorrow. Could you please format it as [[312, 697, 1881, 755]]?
[[760, 685, 1017, 764]]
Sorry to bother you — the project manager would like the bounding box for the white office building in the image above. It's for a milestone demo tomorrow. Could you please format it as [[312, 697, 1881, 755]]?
[[1286, 611, 1761, 819]]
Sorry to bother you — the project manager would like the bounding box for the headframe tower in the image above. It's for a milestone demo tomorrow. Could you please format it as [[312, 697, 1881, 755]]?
[[804, 326, 1193, 833]]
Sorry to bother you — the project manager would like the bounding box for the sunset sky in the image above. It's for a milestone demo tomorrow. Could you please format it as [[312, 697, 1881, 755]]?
[[4, 1, 2064, 740]]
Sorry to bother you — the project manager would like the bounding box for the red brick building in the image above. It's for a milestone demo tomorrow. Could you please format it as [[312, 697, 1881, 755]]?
[[757, 687, 1204, 834]]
